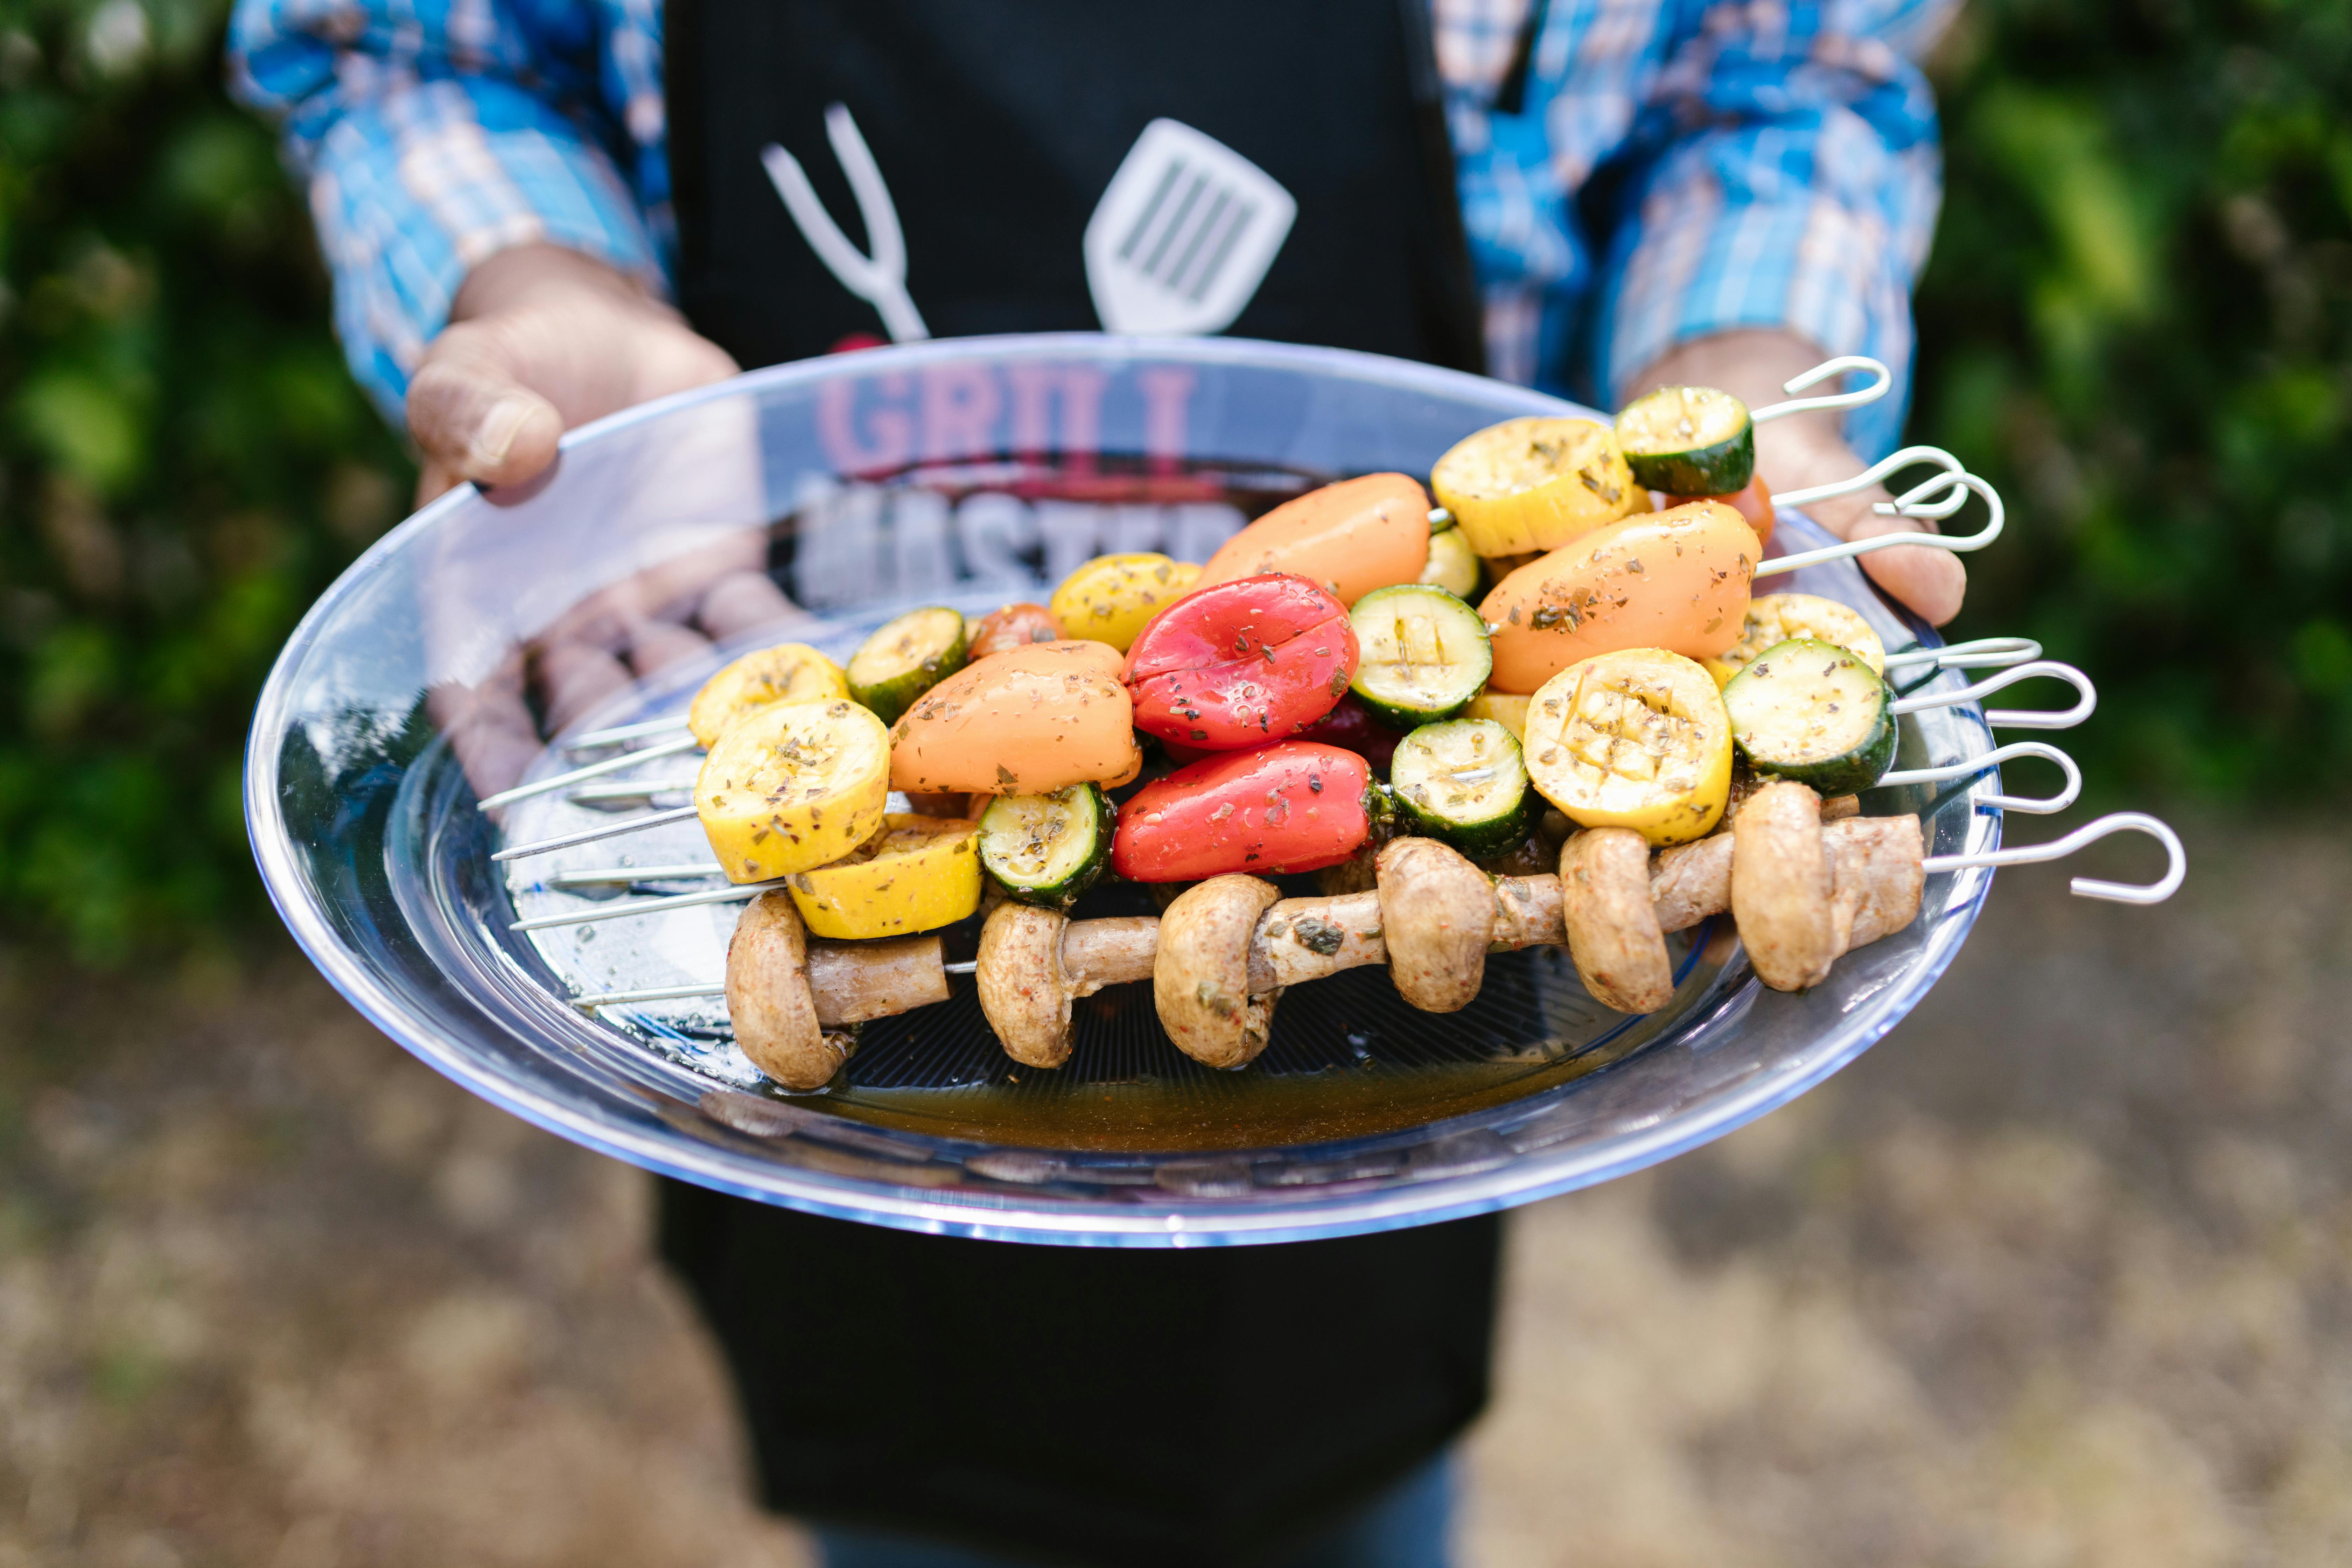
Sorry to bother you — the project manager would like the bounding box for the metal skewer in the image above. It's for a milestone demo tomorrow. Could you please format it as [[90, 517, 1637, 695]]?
[[566, 777, 698, 810], [476, 733, 701, 812], [492, 804, 700, 861], [545, 861, 727, 889], [1874, 740, 2082, 814], [1888, 660, 2096, 730], [564, 714, 694, 754], [1923, 812, 2185, 905], [1882, 636, 2040, 671], [1755, 470, 2003, 578], [562, 714, 693, 754], [1749, 357, 1893, 424], [1771, 445, 1971, 518], [570, 960, 979, 1011], [512, 877, 783, 932]]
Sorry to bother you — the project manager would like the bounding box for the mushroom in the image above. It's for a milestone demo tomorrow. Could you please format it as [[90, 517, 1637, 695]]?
[[1650, 832, 1737, 934], [1825, 815, 1925, 951], [1154, 875, 1283, 1068], [1558, 828, 1675, 1014], [1376, 836, 1496, 1013], [976, 906, 1160, 1068], [1731, 780, 1837, 991], [718, 812, 1928, 1094], [725, 892, 854, 1090]]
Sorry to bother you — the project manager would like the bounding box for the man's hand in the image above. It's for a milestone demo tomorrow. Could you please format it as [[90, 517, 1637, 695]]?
[[1626, 330, 1967, 626], [407, 244, 740, 504]]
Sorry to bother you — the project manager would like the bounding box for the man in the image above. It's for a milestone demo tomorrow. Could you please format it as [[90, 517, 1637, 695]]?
[[231, 3, 1962, 1564]]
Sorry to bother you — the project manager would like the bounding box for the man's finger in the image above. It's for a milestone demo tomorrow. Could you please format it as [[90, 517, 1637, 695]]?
[[406, 325, 566, 491], [1849, 513, 1967, 626]]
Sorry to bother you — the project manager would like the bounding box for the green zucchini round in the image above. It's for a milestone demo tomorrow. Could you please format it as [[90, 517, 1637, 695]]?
[[1348, 583, 1494, 730], [1721, 637, 1897, 796], [979, 784, 1114, 906], [1614, 385, 1756, 496], [1388, 718, 1536, 855], [847, 607, 969, 725], [1417, 523, 1482, 599]]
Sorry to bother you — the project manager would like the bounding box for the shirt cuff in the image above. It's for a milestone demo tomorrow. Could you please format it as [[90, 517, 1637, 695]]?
[[308, 76, 666, 421]]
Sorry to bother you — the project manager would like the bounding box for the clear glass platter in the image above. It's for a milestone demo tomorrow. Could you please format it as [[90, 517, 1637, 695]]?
[[247, 334, 1998, 1245]]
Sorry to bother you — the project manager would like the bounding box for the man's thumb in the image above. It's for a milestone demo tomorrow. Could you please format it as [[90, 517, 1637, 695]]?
[[406, 328, 565, 493]]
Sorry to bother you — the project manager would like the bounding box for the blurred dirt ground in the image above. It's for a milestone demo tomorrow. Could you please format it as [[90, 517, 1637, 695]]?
[[1, 817, 2345, 1568]]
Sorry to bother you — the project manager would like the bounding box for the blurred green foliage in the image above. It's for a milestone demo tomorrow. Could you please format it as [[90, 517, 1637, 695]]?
[[1916, 0, 2352, 796], [1, 0, 412, 960], [0, 0, 2340, 959]]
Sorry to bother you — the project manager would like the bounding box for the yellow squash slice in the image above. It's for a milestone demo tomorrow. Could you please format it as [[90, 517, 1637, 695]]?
[[1429, 417, 1642, 557], [1047, 553, 1202, 652], [787, 813, 983, 939], [687, 643, 851, 747], [695, 698, 892, 883], [1703, 594, 1886, 687], [1521, 648, 1732, 846], [1463, 691, 1531, 740]]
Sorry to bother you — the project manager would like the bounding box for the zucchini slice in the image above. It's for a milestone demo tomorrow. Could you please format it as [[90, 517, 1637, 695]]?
[[1703, 593, 1887, 687], [1721, 637, 1897, 796], [979, 785, 1115, 907], [1417, 516, 1482, 598], [846, 607, 969, 724], [1388, 718, 1536, 855], [1614, 385, 1756, 496], [1429, 417, 1642, 557], [1348, 583, 1494, 730]]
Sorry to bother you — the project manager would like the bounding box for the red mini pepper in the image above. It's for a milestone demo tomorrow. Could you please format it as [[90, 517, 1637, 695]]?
[[1111, 742, 1372, 882], [1122, 573, 1358, 750], [1162, 692, 1401, 775]]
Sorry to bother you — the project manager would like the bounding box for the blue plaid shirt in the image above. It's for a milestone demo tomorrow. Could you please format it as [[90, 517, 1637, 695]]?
[[230, 0, 1951, 455]]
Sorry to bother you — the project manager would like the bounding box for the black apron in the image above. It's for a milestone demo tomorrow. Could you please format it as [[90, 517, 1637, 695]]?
[[662, 7, 1498, 1564], [668, 0, 1483, 371]]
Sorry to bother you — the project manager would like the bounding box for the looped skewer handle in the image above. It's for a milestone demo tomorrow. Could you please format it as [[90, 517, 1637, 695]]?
[[1882, 636, 2041, 672], [1922, 812, 2186, 905], [1748, 356, 1893, 425], [1771, 445, 1970, 520], [1875, 740, 2083, 814], [1888, 659, 2096, 730], [476, 733, 701, 812], [761, 104, 929, 343], [1754, 470, 2004, 578]]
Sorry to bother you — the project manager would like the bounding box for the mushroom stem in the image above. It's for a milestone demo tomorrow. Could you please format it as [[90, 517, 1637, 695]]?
[[1251, 891, 1386, 992], [1061, 917, 1160, 995], [806, 936, 951, 1024]]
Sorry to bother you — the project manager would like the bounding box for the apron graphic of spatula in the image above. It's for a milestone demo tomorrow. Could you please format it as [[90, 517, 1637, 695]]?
[[762, 109, 1296, 342]]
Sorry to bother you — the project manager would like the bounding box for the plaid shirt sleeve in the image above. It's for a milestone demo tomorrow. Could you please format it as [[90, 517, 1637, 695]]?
[[227, 0, 671, 420], [1437, 0, 1953, 457]]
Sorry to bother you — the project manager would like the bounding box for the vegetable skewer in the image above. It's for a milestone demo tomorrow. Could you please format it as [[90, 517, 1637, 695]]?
[[559, 803, 2179, 1090], [513, 728, 2087, 926]]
